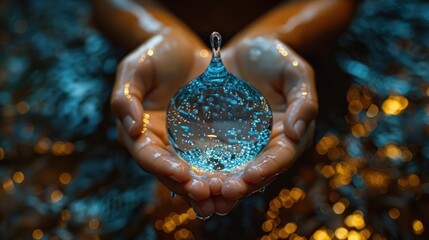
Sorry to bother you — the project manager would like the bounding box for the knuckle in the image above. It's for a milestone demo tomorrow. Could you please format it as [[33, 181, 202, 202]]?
[[110, 93, 127, 115], [307, 99, 319, 114]]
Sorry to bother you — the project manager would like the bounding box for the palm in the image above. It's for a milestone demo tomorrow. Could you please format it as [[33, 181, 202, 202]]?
[[112, 32, 214, 216], [219, 36, 318, 200]]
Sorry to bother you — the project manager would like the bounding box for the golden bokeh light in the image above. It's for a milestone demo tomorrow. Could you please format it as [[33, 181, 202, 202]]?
[[16, 101, 30, 114], [12, 171, 25, 183], [333, 202, 346, 215], [32, 229, 43, 240], [61, 210, 71, 221], [162, 219, 176, 233], [290, 188, 305, 201], [351, 123, 366, 137], [316, 134, 340, 155], [89, 219, 100, 229], [50, 190, 63, 203], [319, 165, 335, 178], [147, 48, 154, 56], [174, 228, 191, 240], [412, 220, 424, 235], [345, 212, 366, 230], [154, 220, 163, 230], [284, 223, 297, 234], [360, 229, 371, 239], [262, 220, 275, 232], [2, 177, 14, 193], [407, 174, 420, 187], [34, 138, 52, 154], [278, 228, 289, 239], [347, 230, 361, 240], [388, 208, 400, 219], [124, 82, 131, 99], [384, 144, 401, 159], [381, 95, 408, 115], [312, 229, 331, 240], [292, 60, 299, 66], [334, 227, 348, 239], [187, 208, 196, 220], [366, 104, 379, 118], [276, 44, 289, 56], [51, 141, 75, 156], [142, 113, 150, 133], [59, 172, 72, 185], [362, 170, 390, 192], [349, 100, 363, 115], [199, 49, 209, 58]]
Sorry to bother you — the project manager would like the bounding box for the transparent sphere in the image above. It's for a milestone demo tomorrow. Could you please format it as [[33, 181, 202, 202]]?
[[166, 32, 272, 172]]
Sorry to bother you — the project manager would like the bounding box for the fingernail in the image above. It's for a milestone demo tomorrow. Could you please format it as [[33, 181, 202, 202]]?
[[209, 178, 222, 195], [244, 165, 265, 183], [294, 120, 306, 140], [188, 193, 197, 200], [123, 115, 135, 135], [169, 175, 181, 183]]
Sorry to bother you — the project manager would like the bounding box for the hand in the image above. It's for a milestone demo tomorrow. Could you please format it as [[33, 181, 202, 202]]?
[[111, 30, 217, 216], [217, 36, 318, 209]]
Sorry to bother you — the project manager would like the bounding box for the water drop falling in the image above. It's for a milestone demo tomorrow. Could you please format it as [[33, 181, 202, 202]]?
[[166, 32, 272, 172], [195, 211, 212, 221]]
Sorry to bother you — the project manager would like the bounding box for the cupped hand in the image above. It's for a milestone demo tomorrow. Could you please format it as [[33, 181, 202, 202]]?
[[111, 30, 217, 217], [217, 36, 318, 210]]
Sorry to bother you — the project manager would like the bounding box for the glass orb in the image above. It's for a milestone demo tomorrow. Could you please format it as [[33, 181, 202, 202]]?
[[166, 32, 272, 172]]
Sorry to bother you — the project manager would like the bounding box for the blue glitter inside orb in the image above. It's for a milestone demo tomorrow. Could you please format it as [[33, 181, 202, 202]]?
[[166, 32, 272, 172]]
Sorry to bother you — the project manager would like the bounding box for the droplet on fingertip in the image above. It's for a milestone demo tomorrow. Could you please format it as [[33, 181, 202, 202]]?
[[194, 211, 212, 220]]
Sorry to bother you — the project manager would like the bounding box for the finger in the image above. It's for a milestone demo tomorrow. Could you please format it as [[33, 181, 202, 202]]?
[[111, 46, 154, 138], [190, 198, 215, 219], [160, 176, 214, 218], [284, 98, 318, 142], [242, 135, 296, 184], [242, 121, 315, 184], [185, 176, 211, 201], [281, 51, 318, 141], [209, 177, 223, 196], [158, 175, 210, 202], [206, 171, 229, 196], [221, 173, 276, 201], [221, 175, 246, 200], [120, 123, 191, 184], [213, 195, 238, 216]]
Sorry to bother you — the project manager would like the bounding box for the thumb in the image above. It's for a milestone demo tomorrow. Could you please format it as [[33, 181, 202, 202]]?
[[284, 98, 318, 142], [111, 56, 153, 138]]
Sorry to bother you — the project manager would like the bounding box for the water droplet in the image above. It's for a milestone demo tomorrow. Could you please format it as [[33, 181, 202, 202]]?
[[195, 211, 212, 220], [167, 32, 272, 172]]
